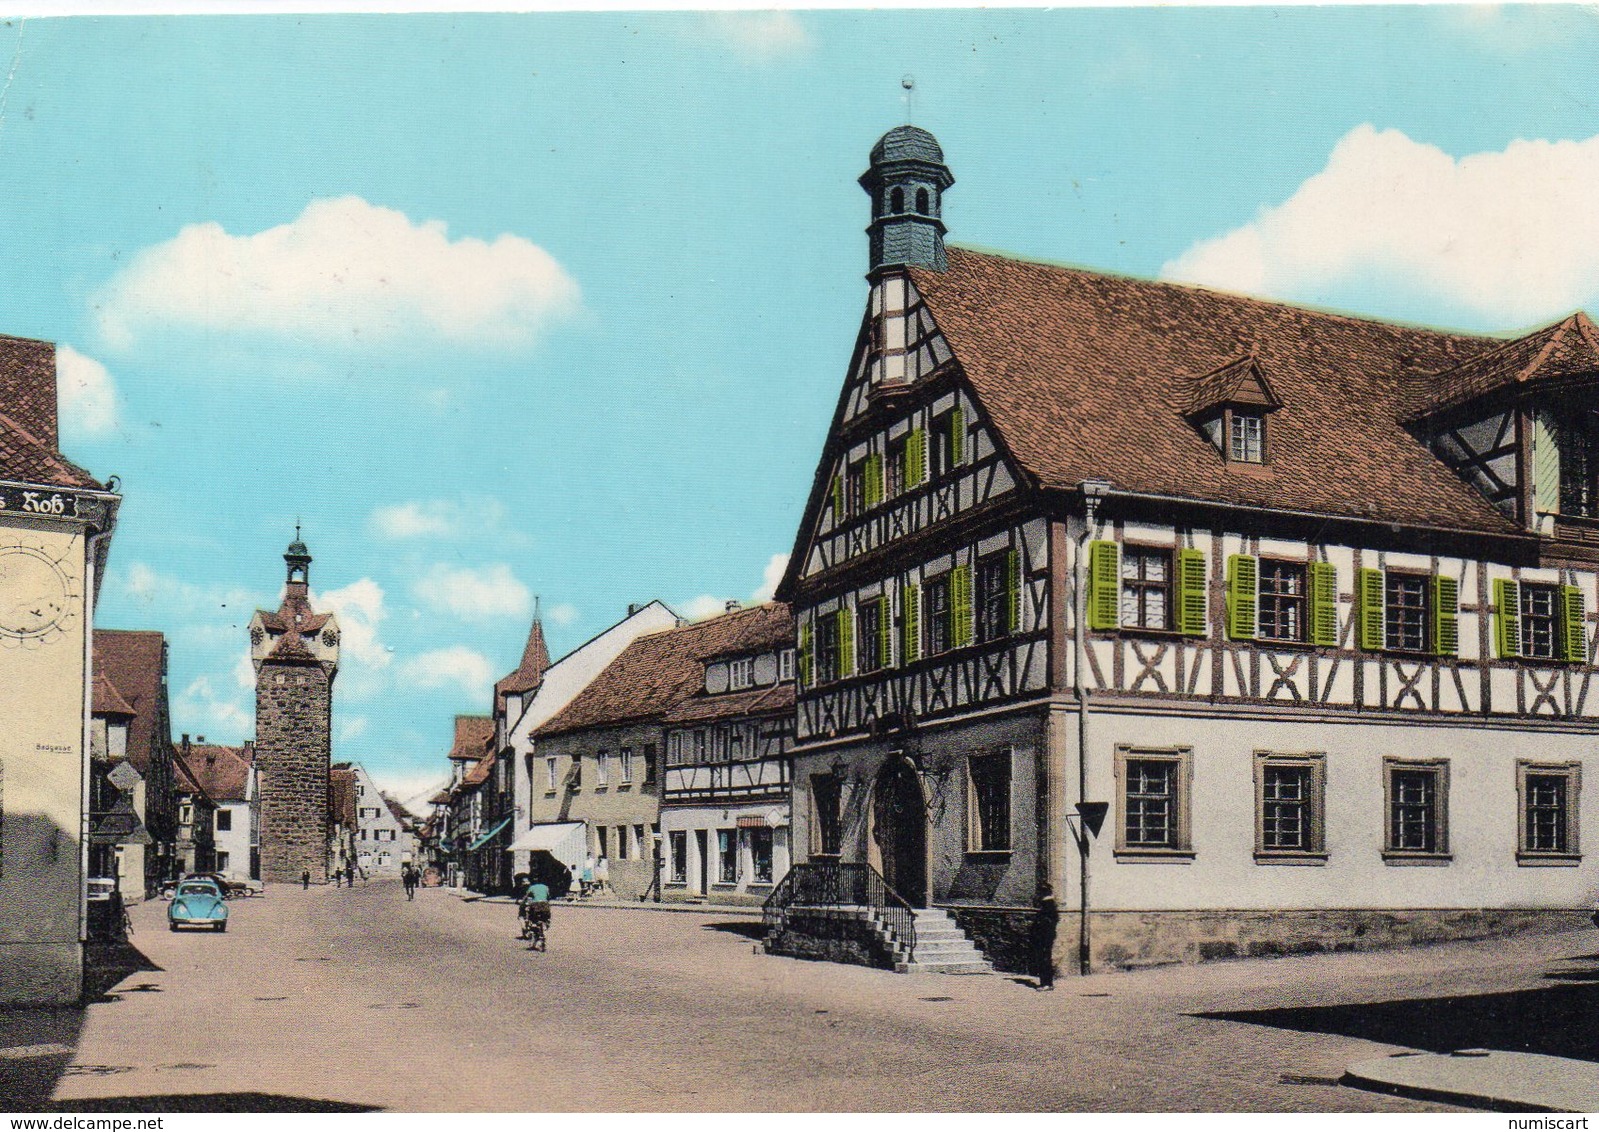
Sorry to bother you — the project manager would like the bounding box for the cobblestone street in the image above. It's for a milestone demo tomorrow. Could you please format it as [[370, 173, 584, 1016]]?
[[4, 880, 1595, 1111]]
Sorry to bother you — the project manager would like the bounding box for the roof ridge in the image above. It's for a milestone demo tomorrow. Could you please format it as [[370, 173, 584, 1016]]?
[[941, 245, 1497, 344]]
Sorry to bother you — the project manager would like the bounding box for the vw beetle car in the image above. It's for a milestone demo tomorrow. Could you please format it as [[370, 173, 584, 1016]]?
[[167, 878, 229, 932]]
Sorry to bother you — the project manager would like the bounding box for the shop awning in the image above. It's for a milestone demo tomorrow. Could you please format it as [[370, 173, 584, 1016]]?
[[507, 821, 586, 873], [466, 816, 514, 851]]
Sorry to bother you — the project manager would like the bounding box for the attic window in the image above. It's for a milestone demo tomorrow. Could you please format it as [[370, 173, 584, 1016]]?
[[1230, 411, 1265, 463]]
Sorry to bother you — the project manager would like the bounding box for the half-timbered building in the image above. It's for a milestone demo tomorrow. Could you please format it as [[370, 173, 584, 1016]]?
[[659, 603, 795, 905], [771, 125, 1599, 975]]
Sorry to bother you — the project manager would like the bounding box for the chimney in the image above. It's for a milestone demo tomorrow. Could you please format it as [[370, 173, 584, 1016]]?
[[0, 336, 60, 452], [628, 603, 644, 616], [725, 600, 741, 612]]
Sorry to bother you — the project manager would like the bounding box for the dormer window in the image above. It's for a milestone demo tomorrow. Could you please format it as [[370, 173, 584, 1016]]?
[[1230, 411, 1265, 463], [1185, 354, 1282, 465], [728, 657, 754, 690]]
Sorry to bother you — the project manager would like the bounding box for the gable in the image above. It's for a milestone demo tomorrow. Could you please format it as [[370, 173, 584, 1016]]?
[[783, 272, 1028, 592]]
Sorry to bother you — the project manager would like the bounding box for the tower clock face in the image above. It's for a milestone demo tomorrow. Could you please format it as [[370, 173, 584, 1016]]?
[[0, 542, 77, 646]]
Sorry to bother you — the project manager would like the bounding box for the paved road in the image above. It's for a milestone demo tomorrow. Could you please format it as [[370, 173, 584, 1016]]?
[[5, 880, 1596, 1111]]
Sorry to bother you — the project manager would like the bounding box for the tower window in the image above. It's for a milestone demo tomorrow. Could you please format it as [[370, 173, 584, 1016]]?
[[890, 187, 904, 213], [916, 188, 929, 213]]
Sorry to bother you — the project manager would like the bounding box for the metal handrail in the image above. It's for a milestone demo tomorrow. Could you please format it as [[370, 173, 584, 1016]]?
[[762, 860, 916, 962]]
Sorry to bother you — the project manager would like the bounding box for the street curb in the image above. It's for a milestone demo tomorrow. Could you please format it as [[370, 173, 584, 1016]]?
[[1342, 1052, 1599, 1113]]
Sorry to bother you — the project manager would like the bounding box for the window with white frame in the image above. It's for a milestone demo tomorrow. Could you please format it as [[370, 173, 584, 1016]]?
[[596, 751, 609, 788], [729, 657, 754, 690], [619, 748, 633, 784], [546, 756, 557, 793], [778, 649, 795, 682]]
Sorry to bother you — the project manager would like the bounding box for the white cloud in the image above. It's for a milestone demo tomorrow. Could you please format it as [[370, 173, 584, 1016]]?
[[96, 195, 582, 354], [548, 602, 579, 627], [117, 562, 262, 616], [339, 716, 370, 743], [414, 562, 531, 621], [704, 11, 810, 61], [369, 497, 508, 541], [173, 675, 251, 742], [382, 773, 450, 815], [56, 346, 117, 436], [676, 552, 791, 624], [399, 646, 496, 702], [751, 552, 788, 603], [1161, 125, 1599, 332], [317, 577, 391, 699], [233, 649, 256, 690]]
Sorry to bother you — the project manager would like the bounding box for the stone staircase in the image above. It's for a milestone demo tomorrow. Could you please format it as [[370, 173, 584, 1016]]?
[[894, 908, 992, 975]]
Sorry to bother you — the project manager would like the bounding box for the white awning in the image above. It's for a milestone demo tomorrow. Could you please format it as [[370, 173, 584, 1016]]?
[[508, 821, 586, 872]]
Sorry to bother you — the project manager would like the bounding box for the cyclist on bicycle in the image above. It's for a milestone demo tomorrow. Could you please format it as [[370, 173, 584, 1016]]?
[[519, 878, 551, 946]]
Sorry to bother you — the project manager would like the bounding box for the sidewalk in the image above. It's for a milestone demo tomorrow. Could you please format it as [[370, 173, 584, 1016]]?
[[1345, 1050, 1599, 1113], [445, 888, 759, 916]]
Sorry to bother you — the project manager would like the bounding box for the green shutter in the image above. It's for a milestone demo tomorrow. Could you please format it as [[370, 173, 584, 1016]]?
[[907, 428, 927, 486], [799, 620, 814, 686], [949, 407, 965, 466], [830, 473, 843, 520], [1309, 562, 1338, 647], [1432, 575, 1459, 657], [901, 582, 921, 662], [877, 595, 893, 667], [864, 453, 884, 509], [1177, 548, 1207, 637], [1356, 568, 1386, 651], [837, 607, 855, 678], [1087, 541, 1120, 631], [1561, 584, 1587, 664], [1493, 578, 1521, 659], [1005, 548, 1022, 634], [951, 564, 973, 648], [1225, 554, 1257, 641]]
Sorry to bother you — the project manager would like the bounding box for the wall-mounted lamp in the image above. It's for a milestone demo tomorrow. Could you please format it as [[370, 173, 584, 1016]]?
[[1079, 479, 1114, 523]]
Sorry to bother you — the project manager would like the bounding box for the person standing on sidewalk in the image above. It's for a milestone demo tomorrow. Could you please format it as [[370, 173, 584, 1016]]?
[[301, 868, 310, 890], [1031, 885, 1059, 991]]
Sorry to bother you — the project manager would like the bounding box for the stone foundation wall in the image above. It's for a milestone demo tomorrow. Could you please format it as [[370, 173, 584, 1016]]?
[[1071, 907, 1596, 972], [765, 908, 898, 970], [945, 905, 1037, 975], [257, 662, 332, 884]]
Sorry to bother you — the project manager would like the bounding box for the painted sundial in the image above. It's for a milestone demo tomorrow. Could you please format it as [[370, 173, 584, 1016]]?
[[0, 541, 78, 646]]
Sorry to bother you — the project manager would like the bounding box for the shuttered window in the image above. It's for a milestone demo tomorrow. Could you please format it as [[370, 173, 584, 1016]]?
[[950, 564, 974, 649], [924, 575, 951, 655], [857, 596, 891, 673], [799, 620, 814, 687], [1120, 546, 1170, 631], [1431, 575, 1459, 656], [906, 428, 927, 487], [901, 582, 921, 663], [1309, 562, 1338, 647], [1226, 554, 1259, 641], [1356, 568, 1385, 651], [836, 607, 856, 679], [1176, 548, 1207, 636], [1562, 585, 1587, 663], [976, 552, 1016, 643], [1087, 541, 1120, 631]]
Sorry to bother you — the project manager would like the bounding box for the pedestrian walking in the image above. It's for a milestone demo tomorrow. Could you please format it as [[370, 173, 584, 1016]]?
[[1031, 884, 1059, 991], [334, 868, 343, 888], [301, 868, 310, 890], [402, 865, 417, 900]]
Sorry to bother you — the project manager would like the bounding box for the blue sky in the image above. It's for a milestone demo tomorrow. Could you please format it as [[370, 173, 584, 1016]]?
[[8, 6, 1599, 804]]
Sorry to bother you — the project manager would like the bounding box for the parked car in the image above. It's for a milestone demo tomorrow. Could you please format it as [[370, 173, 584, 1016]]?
[[167, 878, 229, 932], [86, 877, 117, 902]]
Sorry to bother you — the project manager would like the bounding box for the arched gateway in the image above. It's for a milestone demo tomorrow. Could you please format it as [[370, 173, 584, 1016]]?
[[870, 757, 928, 908]]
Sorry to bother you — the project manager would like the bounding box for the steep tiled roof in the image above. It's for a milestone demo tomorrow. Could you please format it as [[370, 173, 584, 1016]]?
[[905, 248, 1519, 534], [172, 752, 209, 802], [93, 630, 169, 777], [91, 673, 135, 718], [178, 742, 253, 804], [0, 335, 103, 491], [497, 618, 551, 697], [1401, 312, 1599, 420], [536, 603, 793, 738], [462, 751, 495, 788], [661, 681, 795, 726], [447, 715, 494, 762]]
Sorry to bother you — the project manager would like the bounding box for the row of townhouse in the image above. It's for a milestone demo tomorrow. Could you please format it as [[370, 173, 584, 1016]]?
[[427, 600, 798, 907]]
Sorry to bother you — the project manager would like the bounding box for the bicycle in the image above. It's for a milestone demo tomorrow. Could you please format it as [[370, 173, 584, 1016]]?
[[518, 901, 549, 951]]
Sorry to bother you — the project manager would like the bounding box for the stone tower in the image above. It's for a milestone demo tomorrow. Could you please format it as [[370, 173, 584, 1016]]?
[[859, 125, 955, 273], [249, 531, 340, 883]]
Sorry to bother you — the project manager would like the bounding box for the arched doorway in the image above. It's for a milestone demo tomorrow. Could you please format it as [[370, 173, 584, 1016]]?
[[871, 757, 928, 908]]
